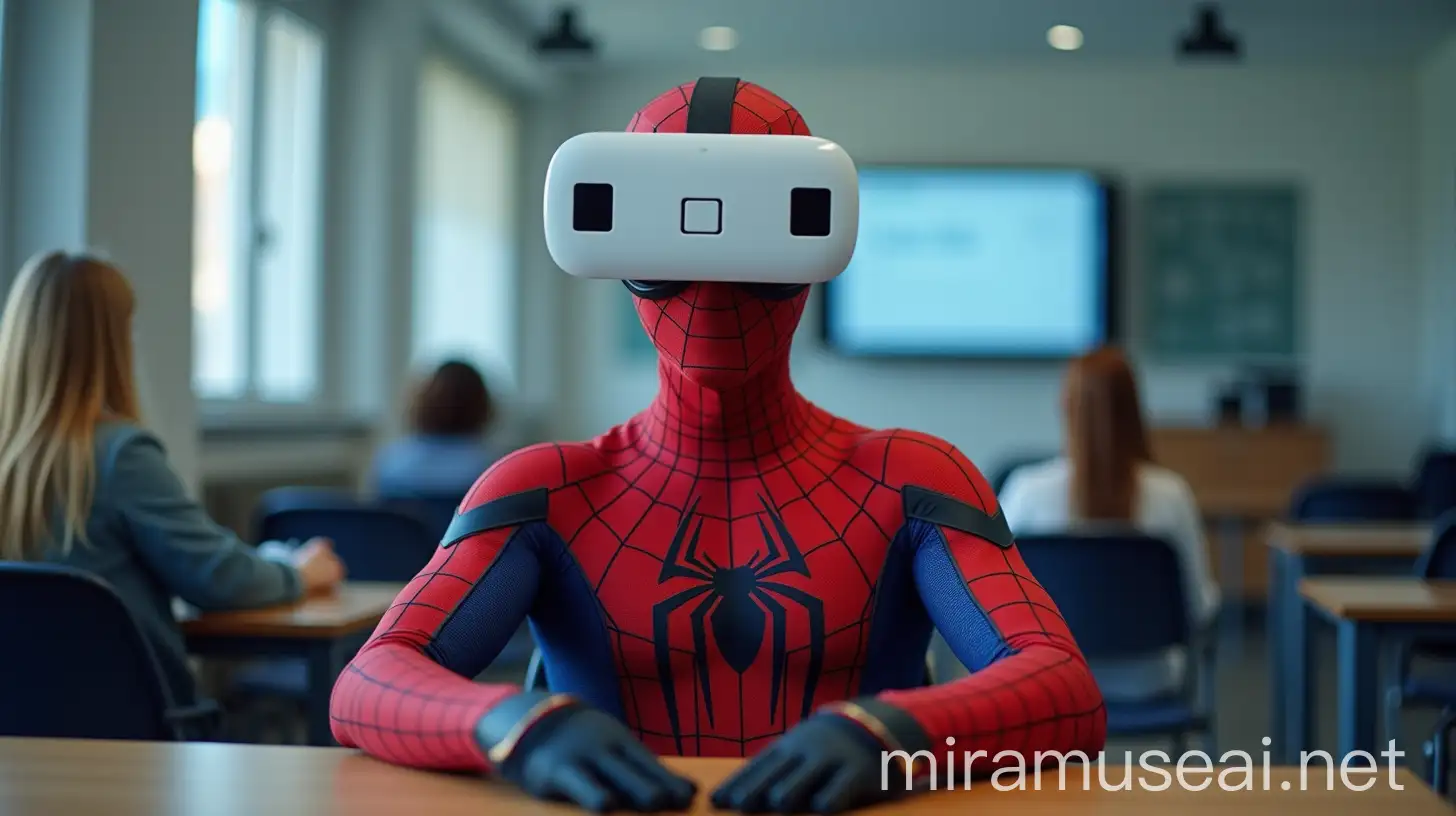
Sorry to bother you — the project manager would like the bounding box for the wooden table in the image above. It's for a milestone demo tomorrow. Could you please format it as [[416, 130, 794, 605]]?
[[0, 739, 1445, 816], [1300, 577, 1456, 761], [1267, 525, 1430, 763], [1153, 424, 1330, 605], [182, 582, 402, 746]]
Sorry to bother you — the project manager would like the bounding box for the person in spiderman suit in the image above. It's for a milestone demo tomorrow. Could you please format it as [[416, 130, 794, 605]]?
[[330, 77, 1106, 814]]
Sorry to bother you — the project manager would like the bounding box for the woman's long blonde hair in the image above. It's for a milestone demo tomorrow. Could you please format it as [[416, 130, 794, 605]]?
[[0, 251, 141, 560], [1063, 346, 1152, 521]]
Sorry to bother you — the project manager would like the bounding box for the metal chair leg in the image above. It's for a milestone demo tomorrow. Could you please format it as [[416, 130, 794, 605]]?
[[1384, 643, 1414, 752], [1386, 685, 1405, 755], [1426, 708, 1456, 795], [524, 648, 547, 691]]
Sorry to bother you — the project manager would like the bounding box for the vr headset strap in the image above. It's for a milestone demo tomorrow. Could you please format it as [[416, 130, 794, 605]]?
[[684, 77, 740, 134]]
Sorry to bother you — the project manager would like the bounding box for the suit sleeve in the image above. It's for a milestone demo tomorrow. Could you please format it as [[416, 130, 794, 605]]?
[[329, 447, 561, 772], [858, 436, 1106, 768], [112, 430, 301, 610]]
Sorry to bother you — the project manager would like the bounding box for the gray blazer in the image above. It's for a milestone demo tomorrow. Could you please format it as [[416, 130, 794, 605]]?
[[46, 421, 301, 705]]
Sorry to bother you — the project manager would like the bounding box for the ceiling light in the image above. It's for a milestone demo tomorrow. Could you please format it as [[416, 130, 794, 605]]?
[[699, 26, 738, 52], [1047, 25, 1083, 51]]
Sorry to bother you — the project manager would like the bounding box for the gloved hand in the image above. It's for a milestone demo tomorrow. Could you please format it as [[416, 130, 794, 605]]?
[[711, 711, 910, 814], [476, 692, 697, 812]]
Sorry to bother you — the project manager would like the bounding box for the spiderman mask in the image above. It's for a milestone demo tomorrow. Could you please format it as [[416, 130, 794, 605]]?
[[625, 78, 815, 390]]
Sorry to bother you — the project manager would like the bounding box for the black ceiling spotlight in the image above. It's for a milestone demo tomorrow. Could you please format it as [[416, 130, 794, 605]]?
[[1178, 3, 1241, 60], [536, 7, 596, 57]]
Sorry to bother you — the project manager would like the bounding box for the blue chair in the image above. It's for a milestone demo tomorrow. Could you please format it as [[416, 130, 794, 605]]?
[[1415, 511, 1456, 579], [1414, 449, 1456, 521], [378, 494, 464, 542], [231, 489, 441, 736], [254, 485, 359, 517], [1426, 708, 1456, 796], [1289, 477, 1415, 522], [1016, 532, 1216, 753], [989, 453, 1051, 496], [1384, 511, 1456, 778], [256, 488, 438, 583], [0, 563, 219, 740]]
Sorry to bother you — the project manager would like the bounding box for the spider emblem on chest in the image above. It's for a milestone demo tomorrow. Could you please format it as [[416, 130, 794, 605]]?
[[652, 495, 826, 753]]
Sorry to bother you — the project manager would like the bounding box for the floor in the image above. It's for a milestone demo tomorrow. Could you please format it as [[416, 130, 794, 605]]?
[[1107, 624, 1447, 775]]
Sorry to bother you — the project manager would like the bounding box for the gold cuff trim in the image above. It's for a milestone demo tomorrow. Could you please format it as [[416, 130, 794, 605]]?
[[486, 695, 578, 765], [819, 701, 910, 777]]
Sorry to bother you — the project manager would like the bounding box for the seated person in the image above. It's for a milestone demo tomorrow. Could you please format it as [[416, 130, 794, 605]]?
[[330, 78, 1105, 815], [995, 346, 1220, 701], [0, 251, 346, 709], [371, 359, 500, 501]]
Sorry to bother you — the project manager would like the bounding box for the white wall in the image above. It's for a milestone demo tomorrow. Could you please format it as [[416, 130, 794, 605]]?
[[546, 63, 1427, 473], [3, 0, 201, 488], [1418, 36, 1456, 444], [8, 2, 1439, 483]]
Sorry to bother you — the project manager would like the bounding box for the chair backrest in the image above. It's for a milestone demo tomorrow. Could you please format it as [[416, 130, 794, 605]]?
[[989, 453, 1052, 496], [378, 495, 463, 542], [1416, 510, 1456, 579], [0, 563, 179, 740], [1014, 533, 1189, 659], [1414, 449, 1456, 521], [1289, 477, 1415, 522], [257, 489, 438, 582], [254, 486, 359, 524]]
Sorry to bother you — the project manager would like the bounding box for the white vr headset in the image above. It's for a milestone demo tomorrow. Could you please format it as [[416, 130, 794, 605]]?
[[543, 77, 859, 286]]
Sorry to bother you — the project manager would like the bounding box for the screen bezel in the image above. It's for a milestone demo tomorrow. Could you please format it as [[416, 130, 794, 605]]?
[[819, 165, 1120, 362]]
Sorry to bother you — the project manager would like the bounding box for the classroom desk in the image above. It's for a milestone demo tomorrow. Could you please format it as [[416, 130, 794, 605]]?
[[1153, 423, 1330, 612], [1300, 577, 1456, 761], [0, 738, 1444, 816], [182, 582, 402, 746], [1267, 525, 1429, 763], [1202, 489, 1298, 649]]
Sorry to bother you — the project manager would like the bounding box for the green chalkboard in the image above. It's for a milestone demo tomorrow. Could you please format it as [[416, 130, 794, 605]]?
[[1142, 184, 1300, 360]]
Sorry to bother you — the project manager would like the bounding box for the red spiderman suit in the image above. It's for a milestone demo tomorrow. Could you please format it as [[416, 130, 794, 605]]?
[[330, 78, 1106, 813]]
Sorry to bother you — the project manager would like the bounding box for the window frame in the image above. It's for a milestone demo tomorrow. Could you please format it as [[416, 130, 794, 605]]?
[[0, 0, 11, 286], [409, 43, 526, 394], [195, 0, 334, 422]]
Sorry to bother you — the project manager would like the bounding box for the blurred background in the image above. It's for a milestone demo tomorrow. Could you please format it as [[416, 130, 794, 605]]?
[[1, 0, 1454, 758]]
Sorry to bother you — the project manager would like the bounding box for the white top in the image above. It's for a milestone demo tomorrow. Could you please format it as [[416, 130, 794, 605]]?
[[931, 457, 1220, 701]]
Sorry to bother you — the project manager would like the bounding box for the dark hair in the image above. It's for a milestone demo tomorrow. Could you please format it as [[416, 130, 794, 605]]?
[[1062, 346, 1152, 521], [407, 360, 494, 437]]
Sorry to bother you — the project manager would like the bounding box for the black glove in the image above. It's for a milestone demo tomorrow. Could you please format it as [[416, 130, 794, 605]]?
[[476, 692, 697, 812], [712, 709, 915, 814]]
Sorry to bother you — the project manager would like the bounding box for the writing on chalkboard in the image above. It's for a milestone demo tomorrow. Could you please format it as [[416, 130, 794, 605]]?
[[1142, 184, 1300, 360]]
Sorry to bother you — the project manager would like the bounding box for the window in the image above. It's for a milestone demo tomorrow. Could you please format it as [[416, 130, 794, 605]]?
[[413, 56, 519, 390], [193, 0, 325, 404]]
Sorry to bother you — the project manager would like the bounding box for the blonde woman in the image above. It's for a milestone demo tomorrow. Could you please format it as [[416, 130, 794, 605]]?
[[0, 251, 345, 707]]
